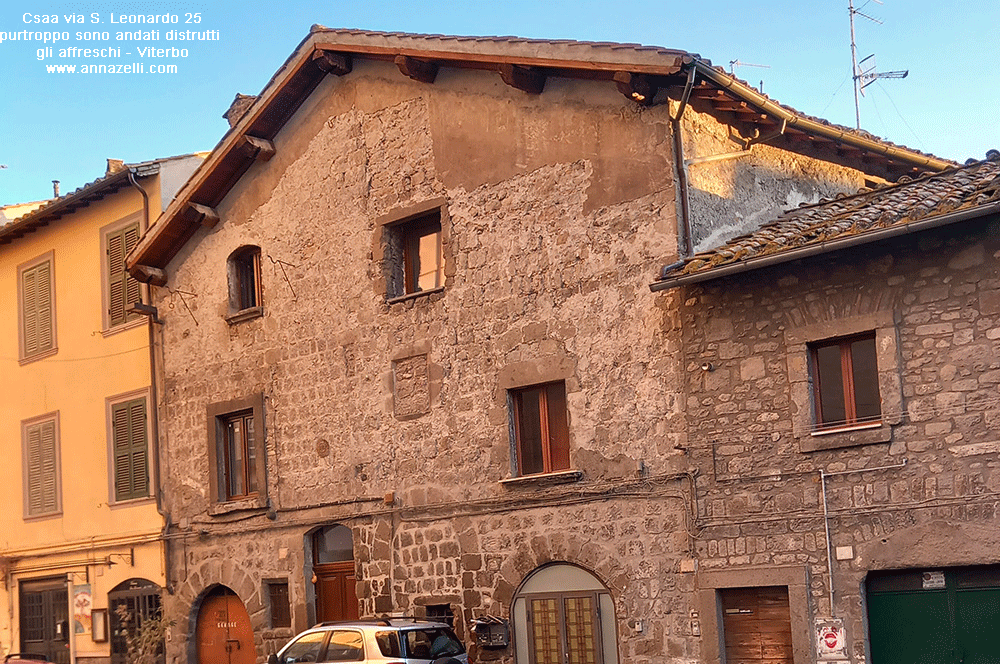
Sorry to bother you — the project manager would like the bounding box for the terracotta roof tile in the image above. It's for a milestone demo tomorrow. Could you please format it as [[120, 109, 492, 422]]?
[[655, 155, 1000, 287]]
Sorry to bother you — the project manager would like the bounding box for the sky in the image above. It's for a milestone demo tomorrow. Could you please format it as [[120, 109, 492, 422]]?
[[1, 0, 997, 206]]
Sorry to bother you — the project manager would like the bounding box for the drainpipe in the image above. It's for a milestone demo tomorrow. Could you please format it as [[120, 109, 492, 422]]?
[[671, 66, 697, 258], [66, 574, 76, 664], [126, 170, 172, 594], [819, 459, 907, 617]]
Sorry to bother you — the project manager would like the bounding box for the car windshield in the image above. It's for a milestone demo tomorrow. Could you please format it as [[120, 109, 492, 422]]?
[[402, 627, 465, 659]]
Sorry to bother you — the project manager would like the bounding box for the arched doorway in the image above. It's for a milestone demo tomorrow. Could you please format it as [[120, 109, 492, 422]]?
[[109, 579, 163, 664], [312, 524, 359, 622], [512, 564, 619, 664], [195, 586, 257, 664]]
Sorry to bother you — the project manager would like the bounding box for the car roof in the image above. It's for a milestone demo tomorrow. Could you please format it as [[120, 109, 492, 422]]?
[[311, 617, 453, 630]]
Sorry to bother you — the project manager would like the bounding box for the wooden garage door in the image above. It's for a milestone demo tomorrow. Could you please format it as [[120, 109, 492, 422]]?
[[720, 586, 793, 664]]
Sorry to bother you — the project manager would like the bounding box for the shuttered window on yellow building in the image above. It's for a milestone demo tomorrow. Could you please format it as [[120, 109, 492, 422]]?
[[24, 417, 60, 517], [111, 397, 149, 501], [107, 223, 142, 327]]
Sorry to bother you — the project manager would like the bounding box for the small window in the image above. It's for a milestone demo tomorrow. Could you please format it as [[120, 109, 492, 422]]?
[[325, 630, 364, 661], [22, 413, 61, 518], [228, 246, 261, 313], [267, 580, 291, 629], [511, 382, 570, 476], [385, 212, 443, 299], [18, 252, 56, 362], [278, 632, 326, 664], [426, 603, 455, 627], [207, 394, 266, 506], [222, 410, 257, 500], [110, 396, 150, 502], [810, 333, 881, 430]]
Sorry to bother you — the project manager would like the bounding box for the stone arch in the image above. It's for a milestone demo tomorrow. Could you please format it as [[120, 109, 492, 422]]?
[[173, 557, 260, 664], [492, 531, 624, 609]]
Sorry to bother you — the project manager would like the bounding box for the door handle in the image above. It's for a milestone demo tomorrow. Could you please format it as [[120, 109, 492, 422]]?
[[226, 639, 242, 653]]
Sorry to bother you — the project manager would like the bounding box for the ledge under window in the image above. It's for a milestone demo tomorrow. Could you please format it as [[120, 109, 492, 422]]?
[[801, 422, 891, 452], [387, 286, 445, 305], [500, 469, 583, 488], [207, 496, 267, 516], [225, 305, 264, 325]]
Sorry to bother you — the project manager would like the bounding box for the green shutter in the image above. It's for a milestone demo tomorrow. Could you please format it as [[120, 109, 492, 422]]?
[[112, 398, 149, 501], [22, 261, 53, 357], [107, 224, 142, 327], [25, 419, 58, 516]]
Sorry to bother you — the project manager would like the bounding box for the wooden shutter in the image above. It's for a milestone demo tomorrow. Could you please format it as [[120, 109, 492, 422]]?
[[108, 224, 142, 327], [112, 398, 149, 501], [22, 261, 54, 357], [26, 419, 58, 515]]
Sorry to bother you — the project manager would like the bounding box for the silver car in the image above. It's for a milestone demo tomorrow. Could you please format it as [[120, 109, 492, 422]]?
[[268, 617, 468, 664]]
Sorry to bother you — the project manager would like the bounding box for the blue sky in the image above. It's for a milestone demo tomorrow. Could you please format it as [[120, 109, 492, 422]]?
[[1, 0, 996, 205]]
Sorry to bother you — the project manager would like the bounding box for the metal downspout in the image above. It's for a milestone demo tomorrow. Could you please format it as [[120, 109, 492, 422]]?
[[127, 170, 172, 594], [672, 66, 697, 257]]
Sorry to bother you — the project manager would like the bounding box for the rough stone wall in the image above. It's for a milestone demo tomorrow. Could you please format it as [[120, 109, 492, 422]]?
[[678, 100, 871, 252], [154, 62, 700, 664], [678, 216, 1000, 662]]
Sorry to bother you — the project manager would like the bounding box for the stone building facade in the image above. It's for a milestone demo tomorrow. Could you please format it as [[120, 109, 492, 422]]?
[[654, 157, 1000, 664], [126, 29, 955, 664]]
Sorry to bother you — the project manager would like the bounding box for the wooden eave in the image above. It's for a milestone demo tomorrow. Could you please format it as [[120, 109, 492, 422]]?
[[0, 170, 133, 246], [127, 30, 954, 278]]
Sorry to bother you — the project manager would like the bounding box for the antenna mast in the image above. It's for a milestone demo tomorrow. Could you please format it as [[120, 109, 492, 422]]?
[[849, 0, 908, 128]]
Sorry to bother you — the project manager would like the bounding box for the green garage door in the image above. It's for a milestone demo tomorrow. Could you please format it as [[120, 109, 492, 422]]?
[[867, 566, 1000, 664]]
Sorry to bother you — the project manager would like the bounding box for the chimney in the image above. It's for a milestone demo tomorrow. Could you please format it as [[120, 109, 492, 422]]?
[[52, 180, 60, 197], [223, 93, 258, 128], [106, 159, 126, 175]]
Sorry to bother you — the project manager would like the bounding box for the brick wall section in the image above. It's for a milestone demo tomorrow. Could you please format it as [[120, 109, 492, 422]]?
[[680, 216, 1000, 662]]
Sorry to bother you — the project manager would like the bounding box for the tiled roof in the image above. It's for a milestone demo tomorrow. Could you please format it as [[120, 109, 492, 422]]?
[[653, 153, 1000, 290]]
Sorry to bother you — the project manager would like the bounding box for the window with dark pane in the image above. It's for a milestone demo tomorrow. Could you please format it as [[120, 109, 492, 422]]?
[[222, 410, 257, 500], [511, 381, 570, 476], [385, 211, 443, 298], [811, 333, 881, 429], [228, 246, 261, 312], [267, 581, 291, 628]]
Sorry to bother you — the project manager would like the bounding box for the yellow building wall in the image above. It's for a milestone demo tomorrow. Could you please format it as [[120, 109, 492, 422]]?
[[0, 178, 165, 661]]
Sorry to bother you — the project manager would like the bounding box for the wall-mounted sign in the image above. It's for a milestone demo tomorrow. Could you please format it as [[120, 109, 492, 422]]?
[[922, 571, 946, 589], [816, 617, 848, 660]]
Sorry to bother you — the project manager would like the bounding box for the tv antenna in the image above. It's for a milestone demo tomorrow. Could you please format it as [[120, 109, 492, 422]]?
[[849, 0, 908, 128], [729, 60, 770, 92]]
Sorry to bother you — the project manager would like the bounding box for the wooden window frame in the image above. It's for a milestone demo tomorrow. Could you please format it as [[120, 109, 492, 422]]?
[[377, 198, 449, 302], [510, 381, 571, 477], [265, 579, 291, 629], [809, 332, 881, 431], [106, 390, 153, 504], [207, 394, 266, 507], [226, 245, 263, 323], [22, 412, 62, 519], [18, 251, 57, 363], [101, 214, 145, 333]]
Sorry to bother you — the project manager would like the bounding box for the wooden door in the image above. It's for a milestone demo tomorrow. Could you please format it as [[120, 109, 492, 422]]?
[[196, 589, 257, 664], [20, 579, 69, 664], [719, 586, 793, 664], [314, 561, 358, 622]]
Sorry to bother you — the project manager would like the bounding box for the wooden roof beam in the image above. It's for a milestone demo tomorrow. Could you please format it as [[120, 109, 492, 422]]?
[[395, 55, 438, 84], [239, 135, 275, 162], [188, 202, 220, 228], [613, 71, 657, 105], [132, 264, 168, 287], [498, 63, 545, 94], [312, 50, 352, 76]]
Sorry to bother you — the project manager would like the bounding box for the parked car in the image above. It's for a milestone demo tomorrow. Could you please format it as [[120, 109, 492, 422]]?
[[4, 655, 49, 664], [268, 617, 467, 664]]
